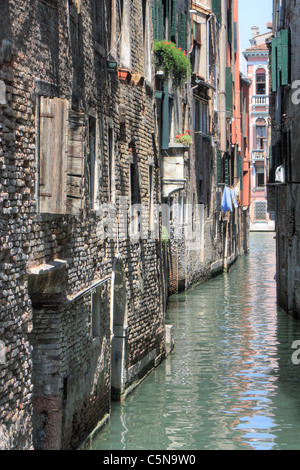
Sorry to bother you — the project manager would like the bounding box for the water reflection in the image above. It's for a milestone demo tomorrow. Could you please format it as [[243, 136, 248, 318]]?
[[92, 233, 300, 450]]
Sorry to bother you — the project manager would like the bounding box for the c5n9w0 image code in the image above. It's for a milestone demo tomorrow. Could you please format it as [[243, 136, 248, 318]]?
[[147, 454, 196, 465]]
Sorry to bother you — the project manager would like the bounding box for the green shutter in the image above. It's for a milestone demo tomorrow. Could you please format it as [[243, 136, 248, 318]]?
[[161, 81, 169, 150], [178, 12, 187, 51], [212, 0, 222, 24], [151, 0, 157, 40], [226, 67, 233, 116], [217, 149, 222, 185], [225, 156, 229, 185], [271, 37, 277, 92], [271, 30, 290, 90], [238, 154, 243, 191], [227, 8, 232, 43], [280, 29, 290, 86], [277, 31, 282, 89], [168, 0, 172, 40], [171, 0, 176, 41], [234, 22, 237, 54], [151, 0, 164, 40]]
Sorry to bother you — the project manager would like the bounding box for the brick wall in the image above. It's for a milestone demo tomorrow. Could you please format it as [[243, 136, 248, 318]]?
[[0, 0, 165, 449]]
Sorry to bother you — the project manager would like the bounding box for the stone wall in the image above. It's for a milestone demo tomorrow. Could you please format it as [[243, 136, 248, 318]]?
[[0, 0, 165, 449]]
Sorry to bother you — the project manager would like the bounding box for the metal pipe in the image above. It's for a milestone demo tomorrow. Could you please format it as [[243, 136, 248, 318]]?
[[206, 14, 214, 81]]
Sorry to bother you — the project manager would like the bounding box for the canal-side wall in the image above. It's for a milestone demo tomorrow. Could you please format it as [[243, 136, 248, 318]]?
[[268, 0, 300, 320], [0, 0, 165, 450], [275, 184, 300, 319]]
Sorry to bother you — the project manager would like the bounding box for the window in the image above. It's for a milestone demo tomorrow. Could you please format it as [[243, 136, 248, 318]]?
[[93, 0, 105, 49], [142, 0, 152, 83], [130, 161, 141, 237], [256, 166, 265, 188], [120, 0, 131, 68], [178, 195, 187, 225], [91, 287, 101, 339], [254, 201, 267, 220], [88, 116, 97, 208], [193, 98, 209, 134], [39, 97, 85, 215], [256, 69, 266, 95], [149, 164, 154, 232], [108, 125, 115, 202], [191, 21, 201, 75], [255, 119, 266, 150]]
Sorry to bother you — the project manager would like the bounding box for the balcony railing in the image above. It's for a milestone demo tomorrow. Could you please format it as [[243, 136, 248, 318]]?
[[252, 95, 269, 106], [252, 150, 265, 162]]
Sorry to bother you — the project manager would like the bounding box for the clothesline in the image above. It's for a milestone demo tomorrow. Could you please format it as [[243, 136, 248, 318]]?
[[221, 181, 240, 213]]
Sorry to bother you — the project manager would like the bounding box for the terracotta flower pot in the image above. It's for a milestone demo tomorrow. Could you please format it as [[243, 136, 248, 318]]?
[[118, 68, 132, 84]]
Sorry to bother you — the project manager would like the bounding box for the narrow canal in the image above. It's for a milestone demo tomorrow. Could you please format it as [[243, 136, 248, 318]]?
[[92, 233, 300, 450]]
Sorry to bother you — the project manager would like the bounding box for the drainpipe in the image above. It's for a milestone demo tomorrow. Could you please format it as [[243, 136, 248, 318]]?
[[206, 14, 214, 82], [279, 0, 285, 30], [276, 0, 285, 31]]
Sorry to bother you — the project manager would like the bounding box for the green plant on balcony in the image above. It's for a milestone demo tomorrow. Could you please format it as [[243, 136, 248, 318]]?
[[175, 131, 192, 146], [154, 40, 191, 85]]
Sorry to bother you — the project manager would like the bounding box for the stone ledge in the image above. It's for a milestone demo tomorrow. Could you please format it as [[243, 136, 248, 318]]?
[[27, 260, 68, 308]]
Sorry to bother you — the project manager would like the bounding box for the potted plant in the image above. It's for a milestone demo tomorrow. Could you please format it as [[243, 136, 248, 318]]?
[[175, 130, 193, 146], [154, 40, 192, 86]]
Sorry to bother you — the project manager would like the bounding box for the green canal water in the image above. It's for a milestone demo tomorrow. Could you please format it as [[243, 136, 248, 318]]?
[[92, 233, 300, 450]]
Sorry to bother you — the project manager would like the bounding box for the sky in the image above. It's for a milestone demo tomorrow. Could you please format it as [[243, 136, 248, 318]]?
[[238, 0, 273, 74]]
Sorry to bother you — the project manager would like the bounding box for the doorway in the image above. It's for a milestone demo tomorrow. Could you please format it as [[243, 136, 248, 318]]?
[[110, 257, 127, 400]]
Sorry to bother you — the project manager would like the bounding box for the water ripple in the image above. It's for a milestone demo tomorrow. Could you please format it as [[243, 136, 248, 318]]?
[[92, 234, 300, 451]]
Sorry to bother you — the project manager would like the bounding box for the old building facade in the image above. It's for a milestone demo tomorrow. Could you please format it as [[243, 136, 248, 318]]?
[[0, 0, 166, 450], [0, 0, 251, 450], [158, 0, 251, 296], [243, 25, 275, 232], [268, 0, 300, 318]]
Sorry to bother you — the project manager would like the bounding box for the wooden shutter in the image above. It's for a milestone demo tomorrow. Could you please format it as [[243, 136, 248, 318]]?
[[179, 12, 187, 51], [225, 155, 229, 185], [39, 97, 68, 214], [212, 0, 222, 24], [151, 0, 164, 40], [170, 0, 176, 41], [238, 154, 243, 191], [276, 32, 282, 89], [151, 0, 157, 40], [271, 37, 277, 92], [233, 22, 237, 54], [225, 67, 233, 116], [217, 149, 222, 185], [167, 0, 172, 40], [66, 110, 86, 214], [158, 0, 164, 40], [280, 29, 290, 86], [227, 8, 232, 43], [194, 22, 201, 45], [161, 80, 169, 150]]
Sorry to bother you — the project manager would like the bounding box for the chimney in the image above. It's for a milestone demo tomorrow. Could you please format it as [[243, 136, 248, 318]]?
[[251, 26, 260, 38]]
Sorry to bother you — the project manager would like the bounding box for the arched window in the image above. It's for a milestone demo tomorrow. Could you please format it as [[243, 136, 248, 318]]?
[[256, 68, 266, 95]]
